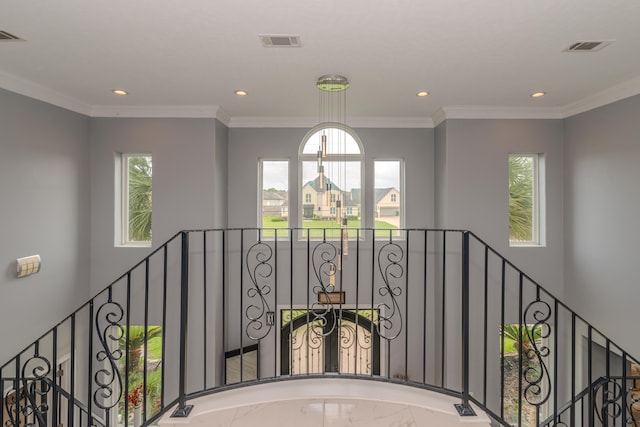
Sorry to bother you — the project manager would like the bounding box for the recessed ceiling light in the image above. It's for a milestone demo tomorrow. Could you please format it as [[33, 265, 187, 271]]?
[[235, 90, 248, 96], [531, 91, 546, 98], [416, 91, 429, 97], [113, 89, 128, 96]]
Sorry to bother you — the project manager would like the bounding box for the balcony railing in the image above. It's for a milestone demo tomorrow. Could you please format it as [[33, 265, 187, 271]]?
[[2, 228, 639, 426]]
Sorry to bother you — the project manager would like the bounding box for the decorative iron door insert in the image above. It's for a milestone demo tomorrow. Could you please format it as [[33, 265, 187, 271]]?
[[280, 309, 380, 375]]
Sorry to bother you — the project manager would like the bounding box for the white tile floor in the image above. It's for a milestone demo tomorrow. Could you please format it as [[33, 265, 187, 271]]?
[[160, 379, 491, 427], [190, 398, 445, 427]]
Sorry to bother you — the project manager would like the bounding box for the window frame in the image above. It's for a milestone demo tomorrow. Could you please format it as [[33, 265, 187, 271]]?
[[258, 158, 290, 231], [298, 124, 364, 236], [373, 158, 405, 232], [116, 153, 153, 248], [508, 153, 545, 247]]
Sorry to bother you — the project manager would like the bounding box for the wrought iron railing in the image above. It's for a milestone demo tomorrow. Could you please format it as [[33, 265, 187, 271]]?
[[1, 228, 639, 426]]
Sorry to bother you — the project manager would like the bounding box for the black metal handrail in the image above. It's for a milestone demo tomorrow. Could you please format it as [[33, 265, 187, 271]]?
[[1, 228, 639, 427]]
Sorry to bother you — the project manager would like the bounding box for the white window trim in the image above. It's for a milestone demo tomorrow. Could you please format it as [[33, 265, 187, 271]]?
[[258, 158, 290, 231], [298, 124, 365, 237], [373, 158, 405, 232], [509, 153, 546, 247], [116, 153, 152, 248]]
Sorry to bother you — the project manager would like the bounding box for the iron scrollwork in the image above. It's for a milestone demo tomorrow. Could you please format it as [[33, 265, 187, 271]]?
[[245, 241, 273, 341], [522, 299, 552, 407], [594, 379, 625, 423], [593, 378, 640, 425], [94, 299, 124, 409], [310, 241, 339, 336], [4, 353, 52, 427], [340, 321, 373, 373], [376, 241, 404, 340], [290, 322, 324, 374]]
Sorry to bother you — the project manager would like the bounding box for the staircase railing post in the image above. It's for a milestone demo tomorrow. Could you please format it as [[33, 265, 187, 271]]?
[[455, 231, 476, 416], [171, 231, 193, 418]]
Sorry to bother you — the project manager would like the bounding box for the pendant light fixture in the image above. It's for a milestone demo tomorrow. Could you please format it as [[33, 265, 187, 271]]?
[[315, 74, 350, 263]]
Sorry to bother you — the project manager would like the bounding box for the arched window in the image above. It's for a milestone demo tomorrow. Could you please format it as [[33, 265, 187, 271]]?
[[299, 125, 363, 233]]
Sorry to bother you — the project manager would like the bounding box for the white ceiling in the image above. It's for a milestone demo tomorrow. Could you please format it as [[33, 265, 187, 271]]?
[[1, 0, 639, 126]]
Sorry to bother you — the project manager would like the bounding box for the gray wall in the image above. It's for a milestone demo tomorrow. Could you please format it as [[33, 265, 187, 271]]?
[[0, 89, 91, 363], [563, 94, 640, 357], [227, 127, 435, 229], [3, 81, 639, 382], [89, 117, 228, 293], [436, 119, 565, 295], [433, 118, 565, 399]]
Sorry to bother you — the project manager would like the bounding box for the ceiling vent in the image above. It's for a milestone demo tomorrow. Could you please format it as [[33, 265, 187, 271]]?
[[0, 30, 23, 41], [564, 41, 612, 52], [259, 35, 301, 48]]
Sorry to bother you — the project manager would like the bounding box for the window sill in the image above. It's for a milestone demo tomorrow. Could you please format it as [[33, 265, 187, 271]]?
[[509, 242, 545, 248], [116, 242, 152, 248]]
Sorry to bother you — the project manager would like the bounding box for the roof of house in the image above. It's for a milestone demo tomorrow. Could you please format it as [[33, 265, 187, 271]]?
[[374, 188, 398, 205], [303, 175, 342, 193], [262, 190, 287, 201]]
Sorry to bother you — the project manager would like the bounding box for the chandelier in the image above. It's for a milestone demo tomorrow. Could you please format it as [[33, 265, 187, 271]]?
[[315, 74, 350, 269]]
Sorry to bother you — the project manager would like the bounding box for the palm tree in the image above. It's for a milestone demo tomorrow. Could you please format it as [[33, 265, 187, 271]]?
[[128, 156, 152, 242], [120, 325, 162, 372], [500, 323, 542, 363], [119, 326, 163, 417], [509, 156, 533, 241]]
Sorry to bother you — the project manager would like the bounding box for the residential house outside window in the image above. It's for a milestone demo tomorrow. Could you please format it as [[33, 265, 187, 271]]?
[[300, 126, 363, 237], [374, 160, 403, 231], [259, 159, 289, 235]]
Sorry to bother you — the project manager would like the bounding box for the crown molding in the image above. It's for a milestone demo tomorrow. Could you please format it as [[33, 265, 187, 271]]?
[[561, 76, 640, 118], [229, 116, 317, 128], [229, 116, 433, 128], [347, 116, 433, 129], [432, 108, 447, 127], [90, 105, 225, 119], [442, 105, 564, 121], [3, 69, 640, 124], [0, 70, 91, 115], [215, 107, 231, 126]]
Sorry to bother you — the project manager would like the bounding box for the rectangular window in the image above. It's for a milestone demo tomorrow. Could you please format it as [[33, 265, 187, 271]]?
[[374, 160, 403, 233], [509, 154, 544, 246], [259, 160, 289, 236], [117, 153, 152, 247]]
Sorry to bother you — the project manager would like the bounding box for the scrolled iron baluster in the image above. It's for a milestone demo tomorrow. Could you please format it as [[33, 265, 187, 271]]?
[[376, 241, 404, 340], [593, 378, 624, 423], [627, 387, 640, 425], [4, 386, 18, 427], [94, 299, 124, 409], [245, 240, 274, 341], [310, 242, 338, 336], [521, 299, 552, 407], [20, 353, 52, 426]]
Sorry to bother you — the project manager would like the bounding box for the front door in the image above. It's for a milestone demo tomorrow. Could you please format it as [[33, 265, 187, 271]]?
[[280, 309, 380, 375]]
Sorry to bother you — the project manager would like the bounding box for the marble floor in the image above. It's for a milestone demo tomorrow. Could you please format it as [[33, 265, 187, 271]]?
[[188, 398, 461, 427], [160, 378, 491, 427]]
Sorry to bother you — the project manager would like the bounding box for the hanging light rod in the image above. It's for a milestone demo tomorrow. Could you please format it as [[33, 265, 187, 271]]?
[[317, 74, 349, 92]]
